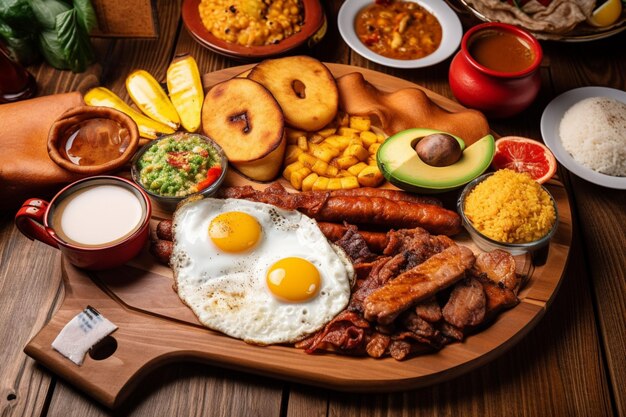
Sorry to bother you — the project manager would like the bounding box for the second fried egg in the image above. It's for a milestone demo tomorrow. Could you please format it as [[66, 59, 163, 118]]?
[[171, 198, 353, 345]]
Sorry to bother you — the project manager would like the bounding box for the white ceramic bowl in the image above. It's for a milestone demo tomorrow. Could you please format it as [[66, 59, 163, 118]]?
[[337, 0, 462, 68], [540, 86, 626, 190]]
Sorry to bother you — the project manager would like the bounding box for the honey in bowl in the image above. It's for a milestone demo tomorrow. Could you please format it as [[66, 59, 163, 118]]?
[[47, 106, 139, 175], [468, 29, 534, 73], [59, 118, 131, 167]]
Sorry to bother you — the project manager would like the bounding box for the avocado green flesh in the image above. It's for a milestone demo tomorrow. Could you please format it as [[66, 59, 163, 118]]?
[[377, 129, 495, 192]]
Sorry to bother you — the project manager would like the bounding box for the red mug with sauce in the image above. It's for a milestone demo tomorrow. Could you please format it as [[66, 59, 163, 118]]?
[[15, 176, 151, 270], [449, 23, 543, 118]]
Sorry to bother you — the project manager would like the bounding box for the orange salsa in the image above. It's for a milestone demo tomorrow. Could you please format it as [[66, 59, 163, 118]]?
[[355, 0, 442, 60]]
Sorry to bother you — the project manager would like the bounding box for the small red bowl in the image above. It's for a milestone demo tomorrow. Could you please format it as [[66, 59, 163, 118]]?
[[449, 22, 543, 118], [182, 0, 326, 61]]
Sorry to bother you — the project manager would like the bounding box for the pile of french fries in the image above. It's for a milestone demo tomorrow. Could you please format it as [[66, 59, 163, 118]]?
[[282, 115, 386, 190]]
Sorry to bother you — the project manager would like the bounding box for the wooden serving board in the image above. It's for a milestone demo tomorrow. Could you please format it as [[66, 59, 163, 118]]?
[[24, 65, 573, 409]]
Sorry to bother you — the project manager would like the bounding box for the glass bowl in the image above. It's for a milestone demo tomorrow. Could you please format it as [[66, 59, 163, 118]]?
[[457, 172, 558, 256], [130, 132, 228, 212]]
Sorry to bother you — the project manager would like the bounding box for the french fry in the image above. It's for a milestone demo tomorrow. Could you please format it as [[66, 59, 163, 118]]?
[[323, 135, 351, 150], [297, 136, 308, 151], [327, 178, 343, 190], [311, 144, 340, 162], [357, 165, 384, 187], [344, 144, 369, 161], [309, 133, 325, 144], [349, 116, 371, 131], [285, 145, 304, 164], [283, 161, 305, 181], [317, 127, 337, 138], [301, 172, 319, 191], [347, 162, 368, 176], [290, 167, 311, 190], [368, 142, 381, 155], [340, 176, 360, 189], [338, 127, 360, 138], [360, 130, 378, 148], [312, 176, 329, 190], [334, 155, 360, 169]]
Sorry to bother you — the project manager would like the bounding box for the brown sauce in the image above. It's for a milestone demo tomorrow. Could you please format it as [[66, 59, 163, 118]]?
[[355, 1, 442, 60], [60, 118, 130, 166], [468, 30, 534, 73]]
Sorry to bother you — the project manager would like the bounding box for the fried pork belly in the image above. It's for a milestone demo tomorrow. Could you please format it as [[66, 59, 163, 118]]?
[[474, 249, 521, 293], [363, 245, 476, 325], [415, 297, 443, 323], [442, 277, 486, 329], [471, 250, 520, 317], [333, 223, 377, 263], [348, 229, 455, 312], [301, 229, 522, 361]]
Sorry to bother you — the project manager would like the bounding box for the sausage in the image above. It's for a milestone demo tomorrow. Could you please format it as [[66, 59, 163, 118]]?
[[219, 185, 462, 236], [303, 197, 462, 236], [157, 219, 173, 241], [317, 222, 389, 253], [308, 188, 442, 206], [150, 238, 173, 265]]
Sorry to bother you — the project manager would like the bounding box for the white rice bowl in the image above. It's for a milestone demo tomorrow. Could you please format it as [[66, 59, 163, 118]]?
[[559, 97, 626, 177]]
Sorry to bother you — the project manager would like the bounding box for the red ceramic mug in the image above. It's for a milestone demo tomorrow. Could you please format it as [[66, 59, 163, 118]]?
[[15, 176, 152, 270], [449, 22, 543, 119]]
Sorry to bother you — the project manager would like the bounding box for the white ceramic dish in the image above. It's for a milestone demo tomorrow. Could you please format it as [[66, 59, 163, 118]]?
[[540, 86, 626, 190], [337, 0, 462, 68]]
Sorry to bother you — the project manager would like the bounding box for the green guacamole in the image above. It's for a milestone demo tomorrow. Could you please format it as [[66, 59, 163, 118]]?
[[137, 133, 221, 197]]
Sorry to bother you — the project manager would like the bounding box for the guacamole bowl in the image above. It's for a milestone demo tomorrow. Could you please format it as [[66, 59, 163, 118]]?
[[131, 132, 228, 212]]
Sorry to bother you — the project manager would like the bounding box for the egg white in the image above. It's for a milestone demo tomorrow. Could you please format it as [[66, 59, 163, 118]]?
[[171, 198, 353, 345]]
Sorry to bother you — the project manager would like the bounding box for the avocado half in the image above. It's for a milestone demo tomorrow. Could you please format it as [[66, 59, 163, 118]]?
[[377, 128, 495, 193]]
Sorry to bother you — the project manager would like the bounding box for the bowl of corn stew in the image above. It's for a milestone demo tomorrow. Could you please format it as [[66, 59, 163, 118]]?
[[182, 0, 326, 60]]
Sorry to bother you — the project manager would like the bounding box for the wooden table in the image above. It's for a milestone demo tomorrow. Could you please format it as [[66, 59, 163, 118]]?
[[1, 1, 625, 416]]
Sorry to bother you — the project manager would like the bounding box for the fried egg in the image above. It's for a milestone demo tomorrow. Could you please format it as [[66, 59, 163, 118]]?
[[171, 198, 354, 345]]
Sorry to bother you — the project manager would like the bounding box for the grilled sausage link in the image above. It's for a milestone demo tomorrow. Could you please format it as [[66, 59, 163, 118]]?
[[303, 197, 462, 236], [151, 238, 173, 265]]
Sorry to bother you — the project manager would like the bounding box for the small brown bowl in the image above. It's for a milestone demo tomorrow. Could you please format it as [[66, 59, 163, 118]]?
[[47, 106, 140, 175], [182, 0, 326, 61]]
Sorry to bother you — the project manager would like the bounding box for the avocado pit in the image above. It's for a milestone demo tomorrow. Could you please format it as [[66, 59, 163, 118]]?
[[414, 133, 462, 167]]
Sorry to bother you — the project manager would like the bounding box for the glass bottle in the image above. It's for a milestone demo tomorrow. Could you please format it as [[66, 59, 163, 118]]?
[[0, 42, 37, 103]]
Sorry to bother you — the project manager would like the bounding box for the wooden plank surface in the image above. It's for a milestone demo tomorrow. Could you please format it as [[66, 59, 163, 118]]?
[[0, 0, 625, 416]]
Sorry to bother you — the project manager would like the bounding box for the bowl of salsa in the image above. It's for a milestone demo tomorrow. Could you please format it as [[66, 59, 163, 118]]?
[[131, 132, 228, 211]]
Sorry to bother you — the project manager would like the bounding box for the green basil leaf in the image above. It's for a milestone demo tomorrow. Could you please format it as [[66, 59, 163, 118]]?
[[0, 0, 36, 29], [55, 8, 92, 72], [38, 28, 68, 69], [0, 18, 40, 64], [72, 0, 96, 32], [29, 0, 71, 30]]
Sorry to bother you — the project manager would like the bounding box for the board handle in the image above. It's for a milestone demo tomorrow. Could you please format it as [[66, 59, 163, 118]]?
[[24, 309, 186, 408], [23, 258, 193, 409]]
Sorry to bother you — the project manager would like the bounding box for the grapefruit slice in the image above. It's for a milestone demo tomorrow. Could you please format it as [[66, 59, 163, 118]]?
[[491, 136, 557, 184]]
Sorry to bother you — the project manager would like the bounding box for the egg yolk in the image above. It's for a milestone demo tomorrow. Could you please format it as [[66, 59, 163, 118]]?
[[208, 211, 261, 252], [266, 257, 321, 302]]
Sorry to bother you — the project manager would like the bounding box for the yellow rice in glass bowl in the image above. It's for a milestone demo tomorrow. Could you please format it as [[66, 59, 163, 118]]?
[[463, 169, 556, 244]]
